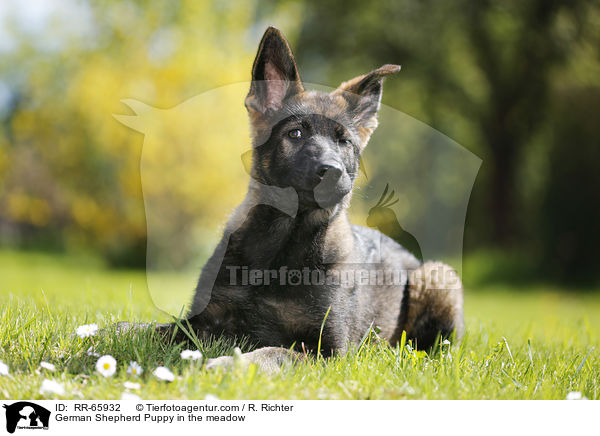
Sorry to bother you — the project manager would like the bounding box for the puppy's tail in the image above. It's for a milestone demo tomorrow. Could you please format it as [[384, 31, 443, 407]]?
[[402, 262, 464, 349]]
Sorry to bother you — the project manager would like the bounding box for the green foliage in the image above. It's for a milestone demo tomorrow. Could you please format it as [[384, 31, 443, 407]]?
[[0, 0, 276, 264]]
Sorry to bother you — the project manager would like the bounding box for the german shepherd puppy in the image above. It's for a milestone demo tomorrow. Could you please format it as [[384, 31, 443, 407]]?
[[123, 27, 464, 371]]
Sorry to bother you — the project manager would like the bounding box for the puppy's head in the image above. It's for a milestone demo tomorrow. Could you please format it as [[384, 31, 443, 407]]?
[[245, 27, 399, 211]]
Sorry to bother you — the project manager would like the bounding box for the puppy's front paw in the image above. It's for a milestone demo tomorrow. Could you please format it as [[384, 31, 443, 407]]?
[[204, 347, 247, 371], [204, 355, 237, 371]]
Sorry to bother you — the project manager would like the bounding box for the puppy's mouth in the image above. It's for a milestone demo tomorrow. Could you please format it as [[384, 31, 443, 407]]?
[[296, 186, 349, 209], [291, 168, 351, 209]]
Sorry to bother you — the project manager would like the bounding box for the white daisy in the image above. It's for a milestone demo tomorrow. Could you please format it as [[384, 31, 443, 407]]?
[[96, 355, 117, 377], [180, 350, 203, 361], [121, 392, 141, 401], [0, 361, 9, 376], [123, 381, 141, 390], [76, 324, 99, 338], [442, 339, 451, 345], [127, 361, 143, 377], [152, 366, 175, 382], [40, 362, 56, 372], [204, 394, 219, 401], [566, 391, 588, 400], [40, 379, 65, 396]]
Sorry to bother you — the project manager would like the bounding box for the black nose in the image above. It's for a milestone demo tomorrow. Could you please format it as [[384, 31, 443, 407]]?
[[316, 164, 343, 180]]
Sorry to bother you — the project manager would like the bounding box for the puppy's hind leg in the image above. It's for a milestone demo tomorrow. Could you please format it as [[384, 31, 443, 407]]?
[[403, 262, 464, 350]]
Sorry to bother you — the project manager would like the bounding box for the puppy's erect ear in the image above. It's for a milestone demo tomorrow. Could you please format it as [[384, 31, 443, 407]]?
[[332, 64, 401, 139], [245, 27, 304, 114]]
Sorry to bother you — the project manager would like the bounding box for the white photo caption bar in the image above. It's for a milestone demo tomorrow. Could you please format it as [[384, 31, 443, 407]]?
[[3, 400, 594, 435]]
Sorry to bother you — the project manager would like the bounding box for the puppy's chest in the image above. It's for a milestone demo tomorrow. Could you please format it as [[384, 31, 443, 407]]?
[[254, 286, 332, 337]]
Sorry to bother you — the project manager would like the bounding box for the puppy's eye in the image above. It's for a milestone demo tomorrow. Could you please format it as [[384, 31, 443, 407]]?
[[288, 129, 302, 139], [338, 138, 352, 147]]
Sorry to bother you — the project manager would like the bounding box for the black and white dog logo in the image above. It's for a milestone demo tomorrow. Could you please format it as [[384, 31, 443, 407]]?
[[2, 402, 50, 433]]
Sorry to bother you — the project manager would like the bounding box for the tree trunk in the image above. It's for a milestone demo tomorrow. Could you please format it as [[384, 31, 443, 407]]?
[[488, 134, 518, 245]]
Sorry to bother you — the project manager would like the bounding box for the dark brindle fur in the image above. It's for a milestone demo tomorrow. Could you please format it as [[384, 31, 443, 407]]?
[[120, 27, 463, 371]]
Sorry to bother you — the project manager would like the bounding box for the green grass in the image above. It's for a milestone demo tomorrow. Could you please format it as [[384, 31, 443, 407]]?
[[0, 249, 598, 399]]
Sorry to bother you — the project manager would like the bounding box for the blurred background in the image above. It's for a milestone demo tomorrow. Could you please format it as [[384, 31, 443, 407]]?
[[1, 0, 599, 290]]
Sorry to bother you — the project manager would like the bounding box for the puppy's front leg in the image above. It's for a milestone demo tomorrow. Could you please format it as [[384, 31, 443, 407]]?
[[205, 347, 306, 374]]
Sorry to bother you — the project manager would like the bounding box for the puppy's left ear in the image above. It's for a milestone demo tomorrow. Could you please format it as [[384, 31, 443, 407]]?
[[332, 64, 400, 138]]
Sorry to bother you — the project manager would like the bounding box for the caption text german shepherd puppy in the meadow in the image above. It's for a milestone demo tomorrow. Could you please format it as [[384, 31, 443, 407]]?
[[121, 27, 464, 371]]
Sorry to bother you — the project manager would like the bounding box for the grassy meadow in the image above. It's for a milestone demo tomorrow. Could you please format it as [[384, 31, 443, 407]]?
[[0, 249, 598, 400]]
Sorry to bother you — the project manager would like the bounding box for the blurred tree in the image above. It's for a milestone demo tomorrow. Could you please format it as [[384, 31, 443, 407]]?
[[291, 0, 594, 248], [463, 0, 589, 244], [0, 0, 267, 266], [539, 88, 600, 284]]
